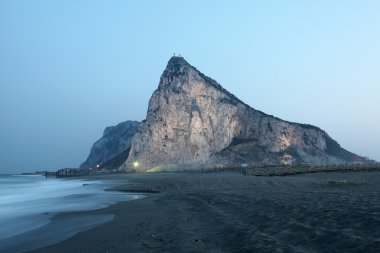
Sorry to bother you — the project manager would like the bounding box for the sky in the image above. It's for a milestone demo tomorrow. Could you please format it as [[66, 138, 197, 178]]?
[[0, 0, 379, 173]]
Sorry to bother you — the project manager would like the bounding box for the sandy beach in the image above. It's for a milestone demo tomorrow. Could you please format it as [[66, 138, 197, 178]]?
[[27, 171, 380, 253]]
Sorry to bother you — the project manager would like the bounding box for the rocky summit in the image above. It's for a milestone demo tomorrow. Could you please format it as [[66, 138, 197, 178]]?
[[120, 56, 362, 171], [81, 120, 139, 169]]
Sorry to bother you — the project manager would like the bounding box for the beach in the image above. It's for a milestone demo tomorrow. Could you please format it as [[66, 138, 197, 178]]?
[[27, 171, 380, 253], [0, 175, 142, 253]]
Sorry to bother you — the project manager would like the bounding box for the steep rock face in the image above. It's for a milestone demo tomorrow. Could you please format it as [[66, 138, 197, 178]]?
[[80, 121, 139, 169], [121, 57, 361, 171]]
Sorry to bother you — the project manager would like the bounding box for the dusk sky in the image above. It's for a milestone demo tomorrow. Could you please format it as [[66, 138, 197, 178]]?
[[1, 0, 379, 173]]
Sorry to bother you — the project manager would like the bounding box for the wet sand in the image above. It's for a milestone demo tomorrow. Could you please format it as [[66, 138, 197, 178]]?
[[28, 171, 380, 253], [1, 214, 113, 253]]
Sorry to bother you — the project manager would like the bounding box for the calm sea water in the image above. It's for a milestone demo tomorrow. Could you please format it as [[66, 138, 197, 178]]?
[[0, 174, 139, 241]]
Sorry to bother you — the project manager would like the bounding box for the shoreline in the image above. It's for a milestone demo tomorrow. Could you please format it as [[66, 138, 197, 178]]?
[[0, 175, 144, 253], [0, 212, 114, 253], [26, 171, 380, 253]]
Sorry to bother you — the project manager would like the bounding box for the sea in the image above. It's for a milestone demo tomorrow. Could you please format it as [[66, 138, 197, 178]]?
[[0, 174, 141, 253]]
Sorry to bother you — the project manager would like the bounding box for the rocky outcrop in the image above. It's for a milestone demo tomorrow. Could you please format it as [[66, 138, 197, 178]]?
[[120, 57, 363, 171], [96, 147, 132, 172], [80, 121, 139, 169]]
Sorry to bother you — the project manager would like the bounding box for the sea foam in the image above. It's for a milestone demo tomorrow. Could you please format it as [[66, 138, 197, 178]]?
[[0, 174, 140, 240]]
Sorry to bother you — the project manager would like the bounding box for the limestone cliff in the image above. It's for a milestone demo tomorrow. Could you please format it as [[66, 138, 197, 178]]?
[[121, 57, 362, 171], [80, 120, 139, 169]]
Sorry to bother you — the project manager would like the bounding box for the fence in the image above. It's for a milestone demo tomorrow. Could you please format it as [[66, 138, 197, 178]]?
[[238, 163, 380, 176]]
